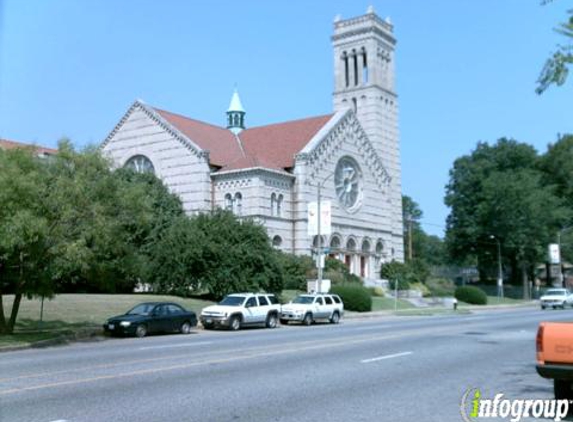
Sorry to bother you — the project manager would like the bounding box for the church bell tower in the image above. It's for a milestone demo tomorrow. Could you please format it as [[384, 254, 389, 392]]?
[[332, 6, 404, 261]]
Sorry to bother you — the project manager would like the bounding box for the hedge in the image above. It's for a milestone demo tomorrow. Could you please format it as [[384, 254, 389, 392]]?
[[331, 284, 372, 312], [455, 286, 487, 305]]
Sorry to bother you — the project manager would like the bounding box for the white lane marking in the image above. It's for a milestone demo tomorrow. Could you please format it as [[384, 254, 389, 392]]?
[[361, 351, 413, 363], [138, 341, 213, 351]]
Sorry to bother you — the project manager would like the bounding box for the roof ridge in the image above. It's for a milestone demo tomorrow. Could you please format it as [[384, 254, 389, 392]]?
[[245, 113, 334, 131], [151, 106, 227, 131]]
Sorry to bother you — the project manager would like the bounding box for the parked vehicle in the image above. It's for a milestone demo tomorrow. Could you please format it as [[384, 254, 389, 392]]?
[[280, 293, 344, 325], [200, 293, 281, 330], [536, 322, 573, 400], [103, 302, 197, 338], [540, 288, 573, 309]]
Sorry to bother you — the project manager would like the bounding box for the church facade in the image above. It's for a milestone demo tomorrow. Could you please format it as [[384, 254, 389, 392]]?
[[102, 8, 404, 280]]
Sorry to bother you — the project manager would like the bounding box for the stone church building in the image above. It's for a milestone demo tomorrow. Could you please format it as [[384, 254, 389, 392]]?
[[102, 7, 404, 280]]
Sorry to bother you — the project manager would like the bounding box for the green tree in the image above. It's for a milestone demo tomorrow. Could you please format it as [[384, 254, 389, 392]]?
[[536, 3, 573, 94], [402, 195, 447, 266], [538, 134, 573, 262], [0, 141, 184, 334], [0, 148, 51, 334], [445, 138, 569, 291]]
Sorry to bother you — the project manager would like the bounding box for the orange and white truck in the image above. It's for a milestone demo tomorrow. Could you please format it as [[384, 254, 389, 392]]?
[[536, 322, 573, 399]]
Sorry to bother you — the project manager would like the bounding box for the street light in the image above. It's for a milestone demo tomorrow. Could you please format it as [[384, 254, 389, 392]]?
[[557, 226, 573, 287], [489, 235, 503, 299], [310, 173, 335, 293]]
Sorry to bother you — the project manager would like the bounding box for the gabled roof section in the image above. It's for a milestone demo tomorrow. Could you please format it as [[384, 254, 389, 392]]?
[[0, 138, 57, 156], [102, 99, 335, 172], [153, 107, 242, 167]]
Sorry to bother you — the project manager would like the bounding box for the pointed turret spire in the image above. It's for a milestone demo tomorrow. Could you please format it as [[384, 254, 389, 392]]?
[[226, 88, 246, 135]]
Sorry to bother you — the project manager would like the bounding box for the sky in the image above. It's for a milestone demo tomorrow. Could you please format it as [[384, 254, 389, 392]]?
[[1, 0, 572, 237]]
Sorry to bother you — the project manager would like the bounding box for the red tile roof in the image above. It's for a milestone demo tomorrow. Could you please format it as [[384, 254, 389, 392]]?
[[239, 115, 333, 171], [153, 107, 333, 172], [0, 138, 57, 155]]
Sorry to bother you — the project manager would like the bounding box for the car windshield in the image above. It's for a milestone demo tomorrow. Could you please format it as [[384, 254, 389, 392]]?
[[546, 290, 566, 296], [292, 296, 315, 304], [219, 296, 246, 306], [127, 303, 156, 315]]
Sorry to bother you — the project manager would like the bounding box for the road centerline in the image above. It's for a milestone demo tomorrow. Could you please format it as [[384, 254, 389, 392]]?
[[361, 351, 413, 363]]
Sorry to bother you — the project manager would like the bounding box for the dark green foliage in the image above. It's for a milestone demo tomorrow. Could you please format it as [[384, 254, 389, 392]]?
[[388, 278, 410, 291], [381, 260, 429, 289], [0, 142, 184, 333], [445, 138, 569, 287], [147, 210, 284, 300], [455, 286, 488, 305], [330, 284, 372, 312], [536, 5, 573, 94], [276, 253, 314, 290]]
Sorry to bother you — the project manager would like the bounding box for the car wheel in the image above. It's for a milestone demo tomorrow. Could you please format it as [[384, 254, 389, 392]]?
[[541, 305, 546, 310], [302, 313, 313, 326], [280, 319, 289, 326], [229, 315, 241, 331], [265, 314, 278, 329], [180, 321, 192, 334], [135, 324, 148, 338], [330, 311, 340, 324], [555, 379, 573, 401]]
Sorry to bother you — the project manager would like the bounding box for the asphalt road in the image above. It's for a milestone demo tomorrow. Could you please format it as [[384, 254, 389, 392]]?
[[1, 306, 572, 422]]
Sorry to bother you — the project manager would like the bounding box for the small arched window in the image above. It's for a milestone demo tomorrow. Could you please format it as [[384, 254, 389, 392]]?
[[272, 235, 282, 248], [362, 240, 371, 253], [270, 193, 277, 216], [234, 192, 242, 216], [225, 193, 233, 211], [277, 194, 283, 217]]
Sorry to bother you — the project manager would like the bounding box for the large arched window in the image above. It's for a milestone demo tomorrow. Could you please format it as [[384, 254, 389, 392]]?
[[330, 236, 341, 250], [376, 240, 384, 255], [362, 239, 371, 253], [234, 192, 242, 216], [346, 238, 357, 252], [124, 155, 155, 174]]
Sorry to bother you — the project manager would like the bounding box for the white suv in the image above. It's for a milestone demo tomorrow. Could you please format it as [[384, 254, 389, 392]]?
[[200, 293, 281, 330], [280, 293, 344, 326]]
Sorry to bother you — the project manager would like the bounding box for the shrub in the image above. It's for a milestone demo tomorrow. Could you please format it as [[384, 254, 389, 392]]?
[[331, 284, 372, 312], [455, 285, 487, 305], [388, 278, 410, 291], [368, 286, 385, 297], [427, 278, 456, 297], [409, 282, 431, 297]]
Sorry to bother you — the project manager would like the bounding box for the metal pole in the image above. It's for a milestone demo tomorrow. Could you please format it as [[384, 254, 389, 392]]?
[[558, 231, 564, 287], [317, 183, 322, 293], [496, 239, 503, 300]]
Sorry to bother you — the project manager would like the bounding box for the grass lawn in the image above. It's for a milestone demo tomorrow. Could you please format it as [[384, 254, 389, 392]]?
[[458, 295, 531, 307], [0, 294, 215, 349], [371, 296, 414, 311]]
